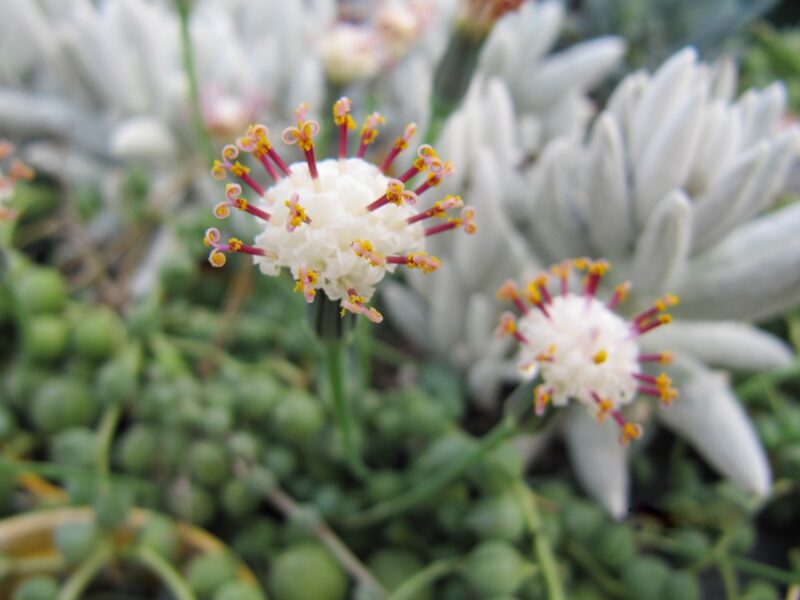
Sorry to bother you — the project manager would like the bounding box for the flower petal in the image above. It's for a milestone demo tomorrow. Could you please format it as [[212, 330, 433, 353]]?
[[658, 361, 771, 496], [642, 320, 794, 371], [631, 190, 691, 296], [564, 408, 630, 519]]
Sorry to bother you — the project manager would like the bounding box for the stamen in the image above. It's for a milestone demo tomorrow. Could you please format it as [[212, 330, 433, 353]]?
[[495, 312, 528, 344], [551, 261, 572, 295], [366, 179, 417, 212], [356, 112, 386, 158], [398, 145, 440, 183], [293, 267, 319, 303], [386, 252, 441, 273], [523, 281, 550, 318], [578, 259, 610, 298], [333, 97, 356, 163], [607, 282, 631, 310], [282, 103, 322, 190], [413, 161, 454, 196], [380, 123, 417, 173], [633, 294, 680, 325], [285, 193, 311, 232], [635, 314, 672, 335], [590, 391, 614, 423], [423, 207, 476, 236], [536, 344, 556, 363], [211, 145, 265, 196], [203, 227, 267, 267], [406, 195, 463, 224], [639, 352, 674, 364], [534, 385, 552, 416], [497, 279, 529, 315], [214, 183, 271, 222], [352, 239, 387, 267], [341, 288, 383, 323], [237, 124, 280, 181]]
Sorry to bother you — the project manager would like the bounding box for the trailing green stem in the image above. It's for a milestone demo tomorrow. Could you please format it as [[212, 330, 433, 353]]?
[[325, 341, 368, 479], [176, 0, 214, 165], [95, 404, 122, 477], [385, 558, 462, 600], [58, 544, 113, 600], [514, 483, 565, 600], [136, 545, 197, 600], [345, 416, 517, 527]]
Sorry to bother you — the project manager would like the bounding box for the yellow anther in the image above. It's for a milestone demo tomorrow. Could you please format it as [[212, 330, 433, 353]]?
[[655, 373, 672, 390], [497, 280, 520, 301], [534, 274, 549, 287], [659, 352, 674, 364], [234, 198, 248, 211], [596, 398, 614, 423], [352, 240, 386, 267], [461, 207, 477, 234], [573, 258, 589, 270], [593, 350, 608, 364], [333, 97, 356, 128], [228, 238, 243, 252], [495, 312, 518, 338], [620, 422, 643, 445], [406, 252, 441, 273], [613, 282, 631, 302], [588, 259, 610, 277], [659, 387, 679, 406], [359, 112, 386, 145], [524, 282, 542, 305], [551, 261, 572, 279], [230, 162, 250, 177], [658, 314, 672, 325]]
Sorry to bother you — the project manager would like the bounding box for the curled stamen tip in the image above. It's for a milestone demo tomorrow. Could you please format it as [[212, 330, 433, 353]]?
[[461, 207, 477, 234], [213, 202, 231, 219], [208, 250, 227, 268], [407, 252, 441, 273], [204, 227, 222, 247]]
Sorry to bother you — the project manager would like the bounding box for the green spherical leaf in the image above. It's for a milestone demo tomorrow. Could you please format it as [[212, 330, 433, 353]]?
[[54, 521, 100, 564], [187, 552, 239, 596], [270, 543, 347, 600], [596, 525, 636, 570], [26, 316, 69, 362], [214, 581, 268, 600], [621, 556, 670, 600], [190, 441, 229, 486], [17, 269, 67, 315], [116, 425, 159, 475], [662, 571, 700, 600], [51, 428, 96, 468], [463, 541, 532, 597], [73, 307, 125, 361], [12, 576, 59, 600], [368, 549, 430, 600], [466, 492, 525, 542]]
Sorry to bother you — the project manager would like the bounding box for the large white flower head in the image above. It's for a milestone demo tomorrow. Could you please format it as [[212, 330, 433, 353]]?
[[496, 258, 678, 445], [205, 98, 476, 323], [0, 140, 33, 220]]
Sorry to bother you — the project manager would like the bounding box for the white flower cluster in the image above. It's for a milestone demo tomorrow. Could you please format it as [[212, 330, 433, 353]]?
[[252, 159, 423, 302]]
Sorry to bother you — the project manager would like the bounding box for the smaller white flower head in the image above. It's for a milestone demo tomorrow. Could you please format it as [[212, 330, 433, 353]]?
[[517, 294, 639, 408], [496, 259, 679, 444]]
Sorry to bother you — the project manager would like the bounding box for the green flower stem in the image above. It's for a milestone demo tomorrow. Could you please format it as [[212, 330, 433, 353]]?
[[58, 544, 113, 600], [0, 457, 156, 494], [717, 558, 739, 600], [176, 0, 214, 166], [345, 415, 518, 527], [566, 541, 630, 600], [514, 483, 566, 600], [265, 484, 387, 598], [735, 358, 800, 401], [385, 557, 463, 600], [135, 545, 197, 600], [95, 404, 122, 477], [727, 554, 800, 585], [325, 340, 368, 479]]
